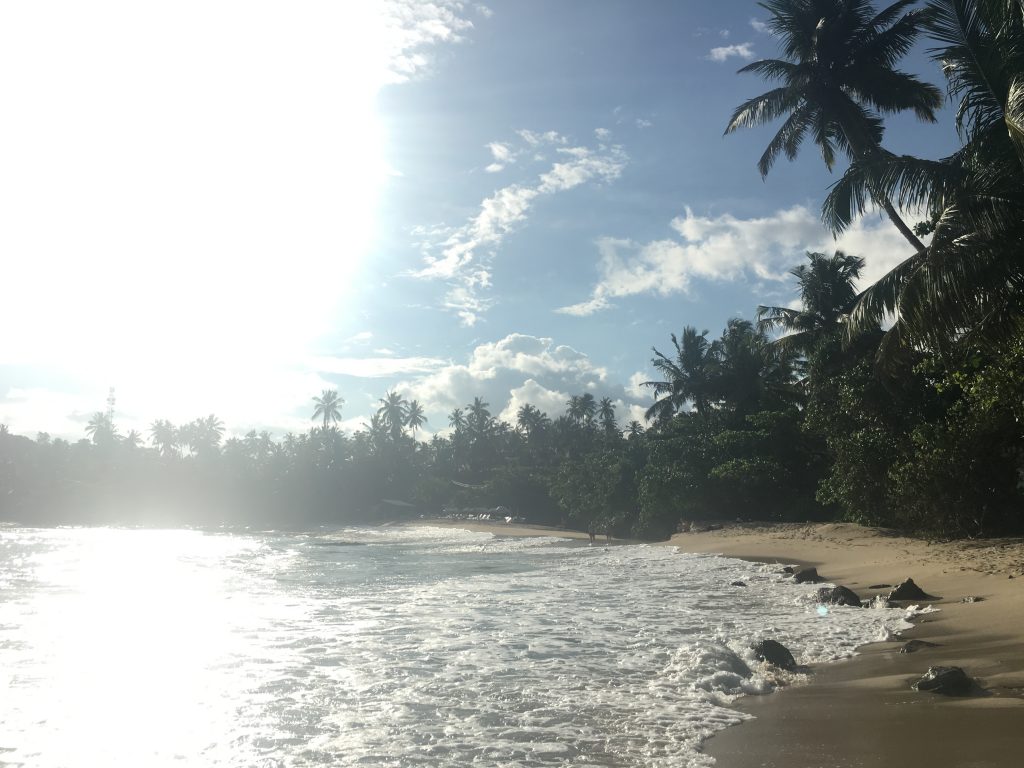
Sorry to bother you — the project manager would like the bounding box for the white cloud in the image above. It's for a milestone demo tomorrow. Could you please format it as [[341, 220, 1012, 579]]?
[[414, 132, 628, 325], [557, 205, 918, 315], [627, 372, 649, 399], [311, 355, 448, 378], [720, 29, 731, 38], [635, 118, 653, 129], [383, 0, 483, 83], [395, 333, 641, 428], [475, 4, 494, 19], [484, 141, 515, 172], [750, 18, 769, 34], [709, 43, 755, 62], [594, 127, 612, 140]]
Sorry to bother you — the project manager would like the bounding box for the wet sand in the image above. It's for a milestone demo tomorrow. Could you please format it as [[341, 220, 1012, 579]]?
[[423, 519, 1024, 767], [670, 523, 1024, 768]]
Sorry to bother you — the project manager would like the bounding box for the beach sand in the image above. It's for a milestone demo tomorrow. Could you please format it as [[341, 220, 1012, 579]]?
[[422, 519, 1024, 767]]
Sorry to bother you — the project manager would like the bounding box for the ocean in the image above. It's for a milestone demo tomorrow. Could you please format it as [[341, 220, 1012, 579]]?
[[0, 525, 912, 767]]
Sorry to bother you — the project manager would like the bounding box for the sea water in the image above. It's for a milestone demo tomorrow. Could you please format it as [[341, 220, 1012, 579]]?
[[0, 525, 912, 767]]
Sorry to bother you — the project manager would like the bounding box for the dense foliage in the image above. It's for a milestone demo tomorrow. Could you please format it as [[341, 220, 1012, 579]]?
[[1, 0, 1021, 539]]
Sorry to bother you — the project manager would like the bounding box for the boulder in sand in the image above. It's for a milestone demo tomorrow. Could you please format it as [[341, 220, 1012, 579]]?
[[751, 639, 797, 671], [912, 666, 975, 696], [792, 566, 823, 584], [816, 586, 862, 607], [899, 639, 940, 654], [888, 578, 935, 601], [731, 580, 747, 587]]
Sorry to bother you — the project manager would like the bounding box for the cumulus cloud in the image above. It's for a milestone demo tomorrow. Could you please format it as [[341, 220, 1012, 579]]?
[[414, 132, 628, 325], [395, 333, 641, 428], [708, 43, 755, 62], [556, 205, 917, 316], [750, 18, 769, 34]]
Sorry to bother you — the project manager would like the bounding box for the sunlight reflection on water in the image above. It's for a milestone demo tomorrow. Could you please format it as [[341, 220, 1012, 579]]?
[[0, 526, 910, 768]]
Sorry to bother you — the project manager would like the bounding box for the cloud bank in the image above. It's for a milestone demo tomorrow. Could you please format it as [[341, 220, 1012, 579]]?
[[395, 333, 640, 429], [556, 205, 916, 316]]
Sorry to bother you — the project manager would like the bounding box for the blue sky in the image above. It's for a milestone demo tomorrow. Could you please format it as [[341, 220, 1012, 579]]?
[[0, 1, 960, 440]]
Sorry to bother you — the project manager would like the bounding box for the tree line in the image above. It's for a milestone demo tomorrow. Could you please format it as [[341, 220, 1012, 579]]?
[[1, 0, 1021, 538]]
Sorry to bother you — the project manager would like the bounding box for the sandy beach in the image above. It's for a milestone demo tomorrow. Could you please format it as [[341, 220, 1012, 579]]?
[[423, 519, 1024, 767]]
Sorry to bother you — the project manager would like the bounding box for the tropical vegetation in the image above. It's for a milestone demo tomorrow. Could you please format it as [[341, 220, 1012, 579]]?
[[1, 0, 1021, 540]]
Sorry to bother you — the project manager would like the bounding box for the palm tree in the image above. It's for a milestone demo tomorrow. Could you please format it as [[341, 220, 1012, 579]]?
[[824, 0, 1024, 354], [643, 327, 717, 423], [405, 400, 427, 437], [725, 0, 942, 252], [85, 412, 116, 446], [467, 397, 492, 438], [757, 250, 866, 357], [184, 414, 224, 456], [626, 420, 645, 439], [516, 403, 550, 439], [715, 319, 799, 419], [598, 397, 618, 435], [377, 391, 408, 442], [149, 419, 179, 458], [565, 395, 583, 424], [312, 389, 344, 431], [448, 407, 466, 433], [578, 393, 597, 426], [122, 429, 142, 449]]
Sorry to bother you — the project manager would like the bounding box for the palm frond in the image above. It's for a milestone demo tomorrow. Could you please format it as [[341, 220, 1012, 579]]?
[[724, 87, 800, 134]]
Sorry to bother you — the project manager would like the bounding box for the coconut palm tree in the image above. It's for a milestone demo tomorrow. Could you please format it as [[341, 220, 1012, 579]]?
[[149, 419, 179, 458], [448, 407, 466, 433], [598, 397, 618, 435], [578, 393, 597, 426], [823, 0, 1024, 354], [715, 319, 799, 419], [122, 430, 142, 449], [467, 397, 492, 438], [626, 420, 645, 439], [405, 400, 427, 437], [85, 412, 116, 446], [757, 250, 866, 357], [184, 414, 224, 456], [565, 395, 583, 424], [377, 391, 408, 442], [643, 327, 717, 423], [725, 0, 942, 252], [312, 389, 344, 431]]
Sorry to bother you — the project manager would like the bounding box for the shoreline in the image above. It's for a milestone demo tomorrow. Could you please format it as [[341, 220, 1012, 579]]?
[[419, 519, 1024, 767]]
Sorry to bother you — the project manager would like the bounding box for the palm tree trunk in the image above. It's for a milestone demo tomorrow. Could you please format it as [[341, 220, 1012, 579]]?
[[846, 135, 928, 255], [878, 196, 927, 254]]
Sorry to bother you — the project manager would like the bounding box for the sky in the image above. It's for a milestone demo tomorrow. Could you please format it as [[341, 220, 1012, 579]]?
[[0, 0, 962, 441]]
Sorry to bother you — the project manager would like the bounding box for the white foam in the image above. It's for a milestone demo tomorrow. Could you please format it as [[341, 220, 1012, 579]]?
[[0, 526, 911, 768]]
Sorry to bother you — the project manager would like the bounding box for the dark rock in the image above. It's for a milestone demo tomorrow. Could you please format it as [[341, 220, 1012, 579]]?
[[731, 581, 747, 587], [899, 639, 940, 654], [912, 666, 974, 696], [792, 566, 822, 584], [961, 595, 984, 603], [817, 585, 862, 607], [888, 578, 935, 601], [781, 566, 795, 574], [751, 639, 797, 671], [869, 584, 892, 589]]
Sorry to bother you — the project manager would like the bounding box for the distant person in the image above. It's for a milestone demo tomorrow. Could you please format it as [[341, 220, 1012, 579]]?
[[587, 522, 596, 545]]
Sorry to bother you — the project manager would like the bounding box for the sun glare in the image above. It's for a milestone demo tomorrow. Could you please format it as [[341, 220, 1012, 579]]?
[[0, 2, 396, 423]]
